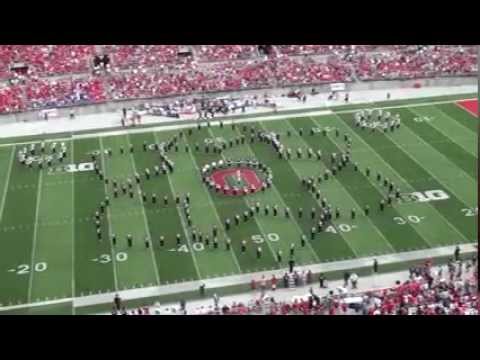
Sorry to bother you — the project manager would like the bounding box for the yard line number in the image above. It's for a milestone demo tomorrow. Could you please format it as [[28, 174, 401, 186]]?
[[251, 233, 280, 244], [325, 224, 355, 234], [461, 207, 478, 217], [8, 262, 47, 275], [204, 137, 226, 145], [170, 243, 205, 253], [407, 190, 449, 203], [413, 116, 434, 123], [393, 215, 425, 225], [311, 127, 334, 134], [94, 253, 128, 264]]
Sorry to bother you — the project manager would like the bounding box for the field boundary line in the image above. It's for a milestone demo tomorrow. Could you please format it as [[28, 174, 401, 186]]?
[[0, 146, 15, 222], [27, 170, 43, 303], [99, 137, 120, 291], [333, 98, 477, 115], [126, 133, 161, 286], [1, 242, 475, 311], [176, 132, 242, 274], [0, 298, 73, 312], [329, 113, 470, 247], [71, 242, 476, 308], [453, 99, 479, 118], [0, 136, 72, 149]]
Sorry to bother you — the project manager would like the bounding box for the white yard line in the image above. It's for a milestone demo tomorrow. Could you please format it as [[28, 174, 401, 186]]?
[[0, 298, 73, 312], [386, 124, 476, 207], [439, 103, 478, 133], [329, 113, 471, 246], [406, 106, 478, 156], [154, 130, 204, 279], [281, 119, 361, 258], [204, 127, 277, 271], [175, 133, 243, 274], [70, 139, 76, 315], [98, 137, 119, 291], [310, 116, 404, 252], [242, 122, 321, 264], [27, 169, 43, 303], [126, 133, 161, 286], [0, 146, 15, 222], [0, 137, 72, 149], [411, 106, 477, 156]]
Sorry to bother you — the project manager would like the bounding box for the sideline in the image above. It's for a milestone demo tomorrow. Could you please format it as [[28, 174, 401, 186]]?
[[0, 95, 474, 149]]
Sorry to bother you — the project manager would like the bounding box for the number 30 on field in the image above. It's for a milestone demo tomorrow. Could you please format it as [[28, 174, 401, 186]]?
[[97, 253, 128, 263], [393, 215, 424, 225]]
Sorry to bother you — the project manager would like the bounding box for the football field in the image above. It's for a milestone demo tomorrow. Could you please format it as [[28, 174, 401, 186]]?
[[0, 95, 477, 313]]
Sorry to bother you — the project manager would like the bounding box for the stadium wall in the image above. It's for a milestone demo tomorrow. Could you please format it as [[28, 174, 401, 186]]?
[[0, 76, 476, 124]]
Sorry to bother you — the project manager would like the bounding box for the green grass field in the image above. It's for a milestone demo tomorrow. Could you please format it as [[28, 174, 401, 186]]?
[[0, 95, 477, 314]]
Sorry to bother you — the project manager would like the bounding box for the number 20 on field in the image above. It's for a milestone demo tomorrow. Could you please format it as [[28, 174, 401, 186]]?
[[7, 262, 47, 275]]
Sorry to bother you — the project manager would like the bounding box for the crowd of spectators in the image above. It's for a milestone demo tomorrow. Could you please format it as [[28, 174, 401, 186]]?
[[0, 45, 95, 79], [196, 45, 258, 62], [110, 254, 477, 315], [273, 55, 353, 85], [0, 84, 25, 113], [352, 45, 477, 80], [0, 45, 476, 115], [103, 45, 182, 70], [217, 257, 478, 315], [24, 77, 106, 109]]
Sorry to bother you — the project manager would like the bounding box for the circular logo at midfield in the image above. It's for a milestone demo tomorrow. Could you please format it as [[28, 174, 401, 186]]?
[[201, 160, 273, 196]]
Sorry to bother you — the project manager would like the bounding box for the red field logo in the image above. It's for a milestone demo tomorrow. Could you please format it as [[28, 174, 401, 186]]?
[[456, 99, 478, 118], [201, 160, 272, 196]]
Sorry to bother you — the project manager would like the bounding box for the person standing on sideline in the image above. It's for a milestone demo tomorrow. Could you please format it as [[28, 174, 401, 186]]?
[[213, 293, 219, 310], [319, 273, 326, 288], [350, 272, 358, 289], [271, 274, 277, 291], [260, 275, 267, 296], [114, 294, 122, 311], [373, 259, 378, 274], [288, 258, 295, 273], [343, 271, 350, 287], [454, 246, 460, 262]]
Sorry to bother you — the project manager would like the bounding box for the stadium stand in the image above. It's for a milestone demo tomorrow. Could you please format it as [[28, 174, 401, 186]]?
[[352, 45, 477, 80]]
